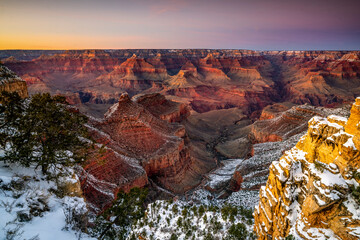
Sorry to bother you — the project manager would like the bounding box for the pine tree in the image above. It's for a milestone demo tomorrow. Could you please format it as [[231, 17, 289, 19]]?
[[0, 91, 89, 175]]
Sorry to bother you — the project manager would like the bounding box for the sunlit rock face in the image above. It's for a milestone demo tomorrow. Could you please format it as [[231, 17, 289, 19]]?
[[0, 65, 28, 99], [254, 98, 360, 240]]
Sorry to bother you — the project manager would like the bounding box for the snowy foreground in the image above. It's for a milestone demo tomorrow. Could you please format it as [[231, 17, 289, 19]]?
[[0, 161, 95, 240], [129, 189, 258, 240], [0, 158, 259, 240]]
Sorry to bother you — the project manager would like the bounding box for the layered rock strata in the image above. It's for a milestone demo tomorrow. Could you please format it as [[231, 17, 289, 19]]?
[[254, 98, 360, 239], [80, 93, 200, 211]]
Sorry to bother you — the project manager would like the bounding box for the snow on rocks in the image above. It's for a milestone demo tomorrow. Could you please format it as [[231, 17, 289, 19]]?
[[254, 100, 360, 240], [0, 162, 94, 240]]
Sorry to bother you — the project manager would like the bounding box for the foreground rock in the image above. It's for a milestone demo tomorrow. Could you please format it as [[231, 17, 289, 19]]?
[[254, 98, 360, 239]]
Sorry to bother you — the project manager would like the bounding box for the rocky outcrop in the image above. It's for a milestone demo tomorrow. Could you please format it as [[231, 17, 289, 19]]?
[[0, 65, 28, 99], [250, 104, 350, 143], [134, 93, 190, 123], [254, 98, 360, 239], [259, 102, 295, 120], [80, 93, 201, 211]]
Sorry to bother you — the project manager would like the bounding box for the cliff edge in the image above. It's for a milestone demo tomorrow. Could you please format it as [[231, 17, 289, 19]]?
[[0, 64, 28, 98], [254, 98, 360, 239]]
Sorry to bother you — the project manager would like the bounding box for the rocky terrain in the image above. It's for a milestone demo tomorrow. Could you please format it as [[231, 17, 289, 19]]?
[[2, 50, 359, 117], [80, 93, 205, 211], [197, 104, 350, 199], [0, 64, 28, 99], [254, 98, 360, 239]]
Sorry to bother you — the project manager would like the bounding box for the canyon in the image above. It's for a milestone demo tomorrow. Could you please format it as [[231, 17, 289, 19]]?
[[2, 50, 359, 197], [80, 93, 202, 211], [2, 50, 359, 116], [1, 50, 360, 238]]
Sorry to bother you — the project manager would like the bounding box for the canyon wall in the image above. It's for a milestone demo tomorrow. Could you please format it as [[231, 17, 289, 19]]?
[[80, 93, 203, 211], [3, 50, 359, 116], [254, 98, 360, 239], [0, 65, 28, 99]]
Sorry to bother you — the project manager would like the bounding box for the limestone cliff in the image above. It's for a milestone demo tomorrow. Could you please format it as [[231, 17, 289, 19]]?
[[254, 98, 360, 239], [0, 65, 28, 98]]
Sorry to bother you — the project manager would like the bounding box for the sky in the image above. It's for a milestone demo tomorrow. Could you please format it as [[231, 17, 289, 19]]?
[[1, 0, 359, 50]]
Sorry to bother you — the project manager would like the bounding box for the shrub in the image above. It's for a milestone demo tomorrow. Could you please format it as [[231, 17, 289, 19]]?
[[92, 187, 148, 240], [285, 234, 296, 240], [198, 205, 205, 216], [203, 214, 207, 223], [228, 223, 248, 239], [177, 217, 183, 227], [170, 233, 178, 240], [204, 232, 214, 240], [191, 205, 197, 216], [182, 208, 188, 217], [172, 205, 178, 214], [353, 171, 360, 181]]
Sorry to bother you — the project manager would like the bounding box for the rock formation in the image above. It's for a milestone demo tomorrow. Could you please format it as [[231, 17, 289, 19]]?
[[0, 65, 28, 99], [80, 93, 201, 211], [3, 49, 355, 115], [250, 104, 350, 143], [134, 93, 190, 123], [254, 98, 360, 239]]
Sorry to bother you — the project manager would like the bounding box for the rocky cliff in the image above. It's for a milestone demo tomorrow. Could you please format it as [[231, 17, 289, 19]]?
[[0, 65, 28, 98], [250, 104, 350, 143], [254, 98, 360, 239], [80, 93, 202, 211]]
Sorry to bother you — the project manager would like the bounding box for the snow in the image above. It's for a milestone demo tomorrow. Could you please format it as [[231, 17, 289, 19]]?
[[344, 137, 357, 150], [327, 115, 348, 123], [129, 198, 256, 240], [343, 197, 360, 220], [0, 162, 95, 240], [205, 158, 244, 189], [349, 227, 360, 237], [308, 163, 348, 189], [236, 133, 303, 189], [104, 102, 119, 118], [309, 116, 344, 133], [0, 65, 25, 85], [20, 202, 80, 240], [293, 217, 340, 240]]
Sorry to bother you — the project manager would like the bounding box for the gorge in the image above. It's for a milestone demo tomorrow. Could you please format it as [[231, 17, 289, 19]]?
[[1, 49, 360, 239]]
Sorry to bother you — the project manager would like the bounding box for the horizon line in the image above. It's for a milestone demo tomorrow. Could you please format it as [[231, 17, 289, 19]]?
[[0, 48, 359, 51]]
